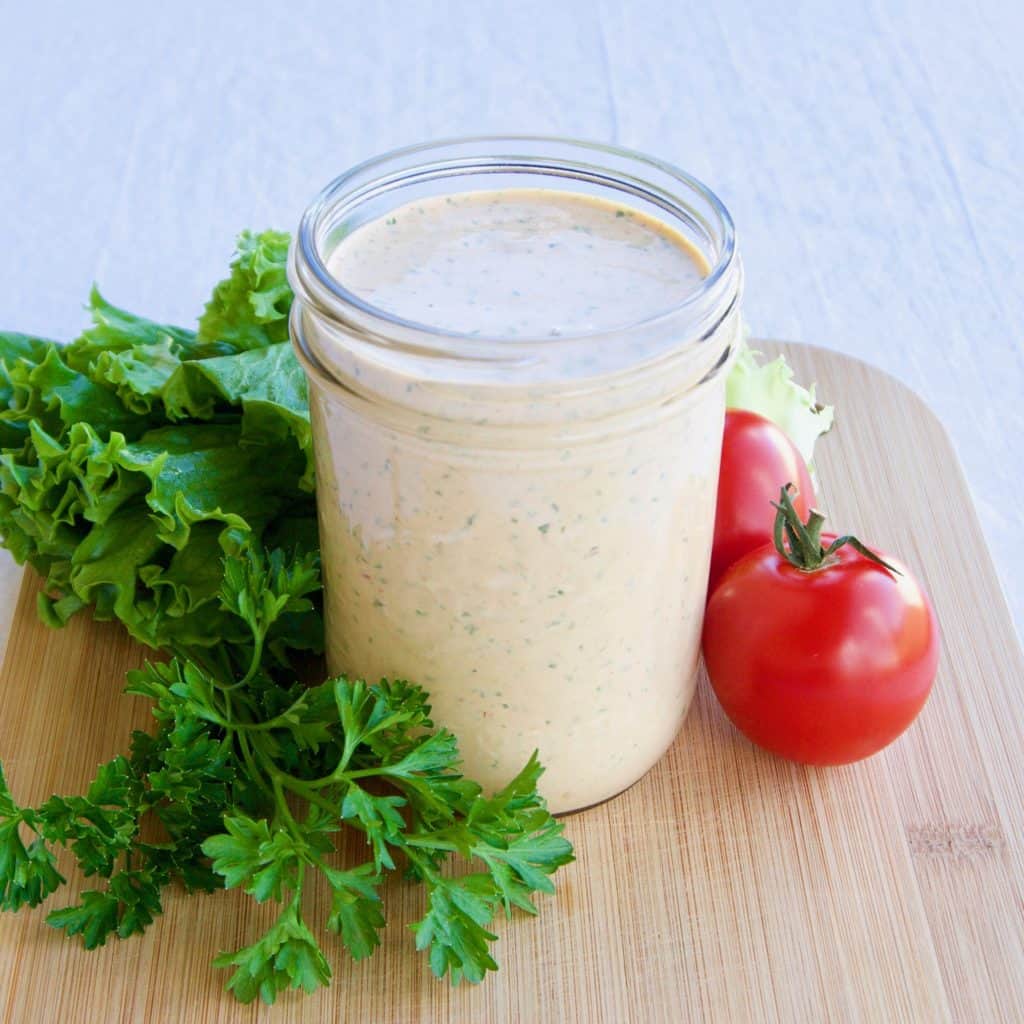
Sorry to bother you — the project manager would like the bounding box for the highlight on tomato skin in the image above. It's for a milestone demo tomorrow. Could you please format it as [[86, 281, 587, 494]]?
[[708, 409, 816, 597], [701, 535, 940, 767]]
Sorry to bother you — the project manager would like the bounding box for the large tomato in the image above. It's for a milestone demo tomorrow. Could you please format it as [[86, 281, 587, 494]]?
[[702, 493, 939, 765], [709, 409, 816, 595]]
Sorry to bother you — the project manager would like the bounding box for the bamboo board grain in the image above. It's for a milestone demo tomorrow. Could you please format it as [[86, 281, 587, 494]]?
[[0, 342, 1022, 1024]]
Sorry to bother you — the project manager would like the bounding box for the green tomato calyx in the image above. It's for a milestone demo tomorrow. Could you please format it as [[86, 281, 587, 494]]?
[[771, 484, 900, 577]]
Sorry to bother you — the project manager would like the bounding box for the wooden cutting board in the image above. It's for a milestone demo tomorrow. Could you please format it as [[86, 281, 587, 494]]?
[[1, 342, 1022, 1024]]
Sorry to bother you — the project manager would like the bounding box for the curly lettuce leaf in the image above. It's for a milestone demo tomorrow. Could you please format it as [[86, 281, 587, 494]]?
[[197, 230, 292, 352], [66, 288, 224, 370], [0, 332, 54, 370], [90, 338, 183, 416], [0, 231, 319, 667], [1, 415, 315, 652], [726, 339, 834, 465], [163, 343, 312, 490], [4, 344, 154, 441], [0, 333, 56, 448]]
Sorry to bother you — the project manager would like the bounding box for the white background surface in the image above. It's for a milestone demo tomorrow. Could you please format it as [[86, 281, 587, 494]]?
[[1, 0, 1021, 632]]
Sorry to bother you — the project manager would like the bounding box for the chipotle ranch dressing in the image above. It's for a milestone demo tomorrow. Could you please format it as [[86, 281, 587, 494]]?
[[308, 188, 728, 813]]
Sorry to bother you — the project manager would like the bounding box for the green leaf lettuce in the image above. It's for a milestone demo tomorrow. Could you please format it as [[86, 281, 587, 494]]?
[[726, 335, 835, 466], [0, 230, 317, 668]]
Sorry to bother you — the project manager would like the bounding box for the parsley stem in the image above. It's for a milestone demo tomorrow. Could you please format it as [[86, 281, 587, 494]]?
[[217, 634, 266, 692], [236, 733, 274, 804], [304, 760, 381, 789], [401, 846, 439, 884], [270, 775, 306, 846], [276, 775, 338, 814], [290, 862, 306, 913], [217, 691, 310, 733]]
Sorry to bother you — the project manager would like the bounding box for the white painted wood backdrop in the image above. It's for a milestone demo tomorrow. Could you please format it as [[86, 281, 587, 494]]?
[[1, 0, 1021, 632]]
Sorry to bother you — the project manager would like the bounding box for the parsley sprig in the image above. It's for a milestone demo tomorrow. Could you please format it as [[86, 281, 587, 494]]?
[[0, 547, 573, 1004]]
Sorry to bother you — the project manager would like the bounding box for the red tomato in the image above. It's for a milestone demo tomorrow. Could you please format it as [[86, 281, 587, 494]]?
[[709, 410, 816, 595], [703, 534, 939, 765]]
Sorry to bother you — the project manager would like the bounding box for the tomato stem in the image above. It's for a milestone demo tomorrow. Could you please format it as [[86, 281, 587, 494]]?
[[771, 485, 901, 576]]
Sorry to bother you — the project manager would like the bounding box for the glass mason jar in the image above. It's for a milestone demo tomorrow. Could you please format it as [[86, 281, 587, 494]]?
[[288, 137, 742, 814]]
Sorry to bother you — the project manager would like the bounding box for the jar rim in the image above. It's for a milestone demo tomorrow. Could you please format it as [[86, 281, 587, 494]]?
[[292, 135, 738, 353]]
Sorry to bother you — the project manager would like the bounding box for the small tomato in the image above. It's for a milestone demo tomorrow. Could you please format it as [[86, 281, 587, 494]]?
[[702, 487, 939, 765], [709, 409, 816, 595]]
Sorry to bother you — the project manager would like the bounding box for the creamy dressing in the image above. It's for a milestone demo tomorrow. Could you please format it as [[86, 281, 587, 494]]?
[[329, 189, 707, 336], [309, 189, 727, 812]]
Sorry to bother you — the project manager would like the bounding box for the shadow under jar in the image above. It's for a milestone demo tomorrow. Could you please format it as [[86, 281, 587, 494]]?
[[289, 137, 743, 814]]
